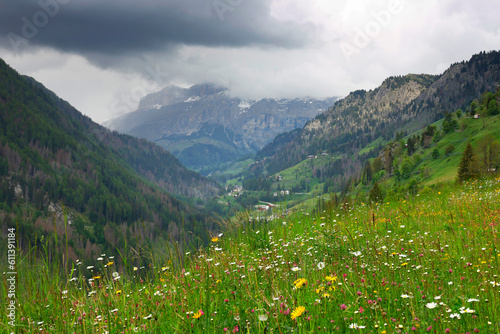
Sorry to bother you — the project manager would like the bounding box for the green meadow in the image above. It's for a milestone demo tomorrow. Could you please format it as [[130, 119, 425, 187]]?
[[3, 176, 500, 333]]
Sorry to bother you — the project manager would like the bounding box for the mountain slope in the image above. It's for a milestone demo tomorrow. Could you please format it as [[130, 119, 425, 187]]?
[[260, 51, 500, 182], [0, 59, 219, 261], [106, 83, 337, 174]]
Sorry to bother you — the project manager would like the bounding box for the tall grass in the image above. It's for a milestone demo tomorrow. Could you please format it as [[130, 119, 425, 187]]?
[[2, 177, 500, 333]]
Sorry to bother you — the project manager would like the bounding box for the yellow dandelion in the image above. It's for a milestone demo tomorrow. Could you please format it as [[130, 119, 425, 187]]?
[[93, 275, 101, 280], [291, 306, 305, 320], [401, 262, 408, 267], [192, 312, 202, 319], [293, 278, 308, 288], [211, 237, 219, 242], [116, 290, 122, 295], [107, 261, 114, 266]]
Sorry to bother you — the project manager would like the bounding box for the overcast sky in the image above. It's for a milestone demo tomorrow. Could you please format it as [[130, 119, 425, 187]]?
[[1, 0, 499, 123]]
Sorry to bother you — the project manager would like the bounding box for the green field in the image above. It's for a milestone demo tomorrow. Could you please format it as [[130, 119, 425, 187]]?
[[4, 176, 500, 333]]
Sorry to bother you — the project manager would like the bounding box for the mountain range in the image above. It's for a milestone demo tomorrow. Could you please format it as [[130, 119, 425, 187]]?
[[1, 51, 499, 264], [106, 84, 337, 174]]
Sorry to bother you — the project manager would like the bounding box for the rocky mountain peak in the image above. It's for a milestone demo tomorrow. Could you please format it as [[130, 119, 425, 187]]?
[[138, 83, 226, 110]]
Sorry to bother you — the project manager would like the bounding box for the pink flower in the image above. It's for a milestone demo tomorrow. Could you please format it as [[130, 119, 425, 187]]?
[[233, 325, 239, 332], [340, 304, 347, 310], [427, 325, 432, 331], [358, 306, 364, 314]]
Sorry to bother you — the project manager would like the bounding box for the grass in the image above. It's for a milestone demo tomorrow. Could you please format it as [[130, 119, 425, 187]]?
[[417, 115, 500, 185], [2, 176, 500, 333], [358, 137, 386, 156]]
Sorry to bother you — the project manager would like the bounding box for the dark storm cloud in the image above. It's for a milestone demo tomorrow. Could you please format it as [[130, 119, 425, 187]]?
[[0, 0, 313, 56]]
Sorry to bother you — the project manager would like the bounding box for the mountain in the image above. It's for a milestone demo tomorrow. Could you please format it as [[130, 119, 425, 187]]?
[[106, 83, 337, 174], [258, 51, 500, 188], [0, 59, 219, 262]]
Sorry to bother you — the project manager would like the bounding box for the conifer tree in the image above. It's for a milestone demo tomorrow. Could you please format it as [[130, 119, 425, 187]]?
[[457, 143, 477, 182], [362, 160, 373, 184], [368, 182, 383, 204]]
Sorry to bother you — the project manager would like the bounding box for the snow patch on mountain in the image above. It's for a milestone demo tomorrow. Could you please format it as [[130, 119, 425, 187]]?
[[185, 96, 201, 103]]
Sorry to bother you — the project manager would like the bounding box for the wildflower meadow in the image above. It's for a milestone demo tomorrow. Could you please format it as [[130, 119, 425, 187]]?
[[2, 177, 500, 333]]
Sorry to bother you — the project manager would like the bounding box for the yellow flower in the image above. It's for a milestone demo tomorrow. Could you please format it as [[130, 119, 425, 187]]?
[[107, 261, 114, 266], [211, 237, 219, 242], [116, 290, 122, 295], [293, 278, 308, 288], [291, 306, 305, 320], [315, 287, 325, 294], [325, 275, 337, 282], [192, 312, 202, 319], [93, 275, 101, 280], [401, 262, 408, 267]]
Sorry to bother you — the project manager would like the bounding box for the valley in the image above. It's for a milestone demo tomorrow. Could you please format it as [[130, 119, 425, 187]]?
[[1, 51, 500, 333]]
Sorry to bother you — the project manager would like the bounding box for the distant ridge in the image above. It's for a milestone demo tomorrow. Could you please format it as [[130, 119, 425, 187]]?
[[106, 83, 338, 174]]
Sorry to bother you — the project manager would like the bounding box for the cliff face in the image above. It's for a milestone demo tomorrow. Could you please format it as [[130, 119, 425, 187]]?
[[106, 83, 337, 173]]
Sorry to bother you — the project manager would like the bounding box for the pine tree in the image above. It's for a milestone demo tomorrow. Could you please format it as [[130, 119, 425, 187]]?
[[362, 160, 373, 184], [457, 143, 477, 182], [368, 182, 383, 204]]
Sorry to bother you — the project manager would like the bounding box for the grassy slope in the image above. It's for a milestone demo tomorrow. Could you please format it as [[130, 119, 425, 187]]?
[[4, 177, 500, 333], [412, 114, 500, 185]]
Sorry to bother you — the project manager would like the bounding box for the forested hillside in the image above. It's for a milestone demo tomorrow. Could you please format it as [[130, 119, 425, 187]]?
[[257, 51, 500, 192], [0, 59, 219, 263]]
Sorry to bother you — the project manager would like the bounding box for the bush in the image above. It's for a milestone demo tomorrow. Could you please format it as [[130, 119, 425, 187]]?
[[432, 148, 440, 159], [444, 144, 455, 156], [488, 100, 499, 115], [401, 158, 413, 179]]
